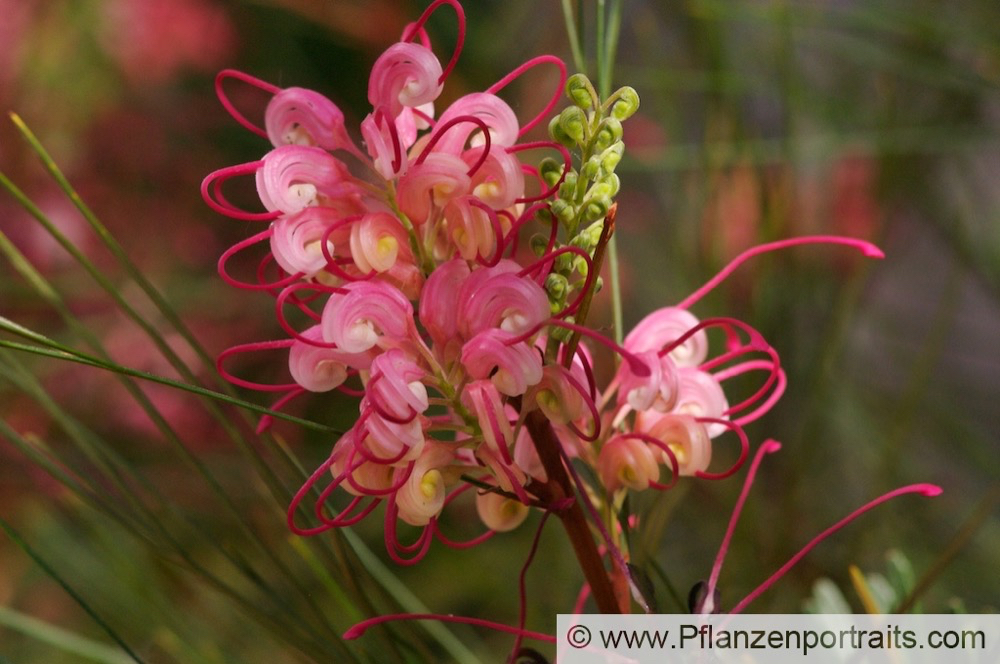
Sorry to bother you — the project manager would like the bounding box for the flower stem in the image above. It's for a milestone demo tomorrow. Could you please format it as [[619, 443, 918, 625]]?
[[562, 203, 616, 367], [524, 410, 620, 613]]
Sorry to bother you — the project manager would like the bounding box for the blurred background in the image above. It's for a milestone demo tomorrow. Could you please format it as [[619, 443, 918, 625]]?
[[1, 0, 998, 662]]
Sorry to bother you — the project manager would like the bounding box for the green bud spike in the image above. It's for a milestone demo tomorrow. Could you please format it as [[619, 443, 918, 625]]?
[[610, 86, 640, 121], [551, 318, 574, 342], [584, 220, 605, 245]]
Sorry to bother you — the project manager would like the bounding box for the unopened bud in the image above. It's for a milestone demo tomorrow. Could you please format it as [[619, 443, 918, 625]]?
[[581, 156, 601, 181], [601, 143, 624, 173], [581, 197, 610, 223], [558, 106, 588, 144], [593, 117, 623, 152], [538, 157, 564, 187], [566, 74, 595, 109], [548, 115, 575, 148], [550, 199, 576, 225], [545, 273, 569, 300], [529, 233, 550, 256], [610, 86, 640, 121], [557, 171, 578, 200]]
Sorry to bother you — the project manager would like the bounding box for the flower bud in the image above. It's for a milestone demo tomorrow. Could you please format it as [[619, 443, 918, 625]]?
[[548, 115, 575, 148], [551, 199, 576, 225], [545, 272, 569, 301], [476, 489, 529, 532], [557, 171, 578, 200], [529, 233, 550, 256], [581, 156, 602, 181], [610, 86, 640, 121], [593, 117, 623, 152], [581, 196, 610, 223], [558, 106, 588, 144], [601, 142, 624, 173], [598, 435, 660, 492], [538, 157, 564, 187], [565, 73, 595, 109], [604, 172, 621, 197]]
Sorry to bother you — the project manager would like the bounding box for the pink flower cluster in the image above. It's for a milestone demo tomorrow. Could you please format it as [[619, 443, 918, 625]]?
[[203, 0, 900, 578]]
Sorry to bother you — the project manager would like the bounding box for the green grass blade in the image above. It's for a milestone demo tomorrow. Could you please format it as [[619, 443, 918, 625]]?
[[0, 519, 146, 664], [0, 605, 136, 664]]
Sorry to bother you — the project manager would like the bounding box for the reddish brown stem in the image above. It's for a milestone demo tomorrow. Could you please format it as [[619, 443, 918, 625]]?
[[525, 410, 620, 613]]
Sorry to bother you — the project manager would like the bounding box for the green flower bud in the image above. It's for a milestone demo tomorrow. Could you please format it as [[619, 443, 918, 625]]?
[[583, 219, 605, 245], [550, 199, 576, 225], [574, 256, 589, 277], [588, 181, 614, 201], [557, 171, 578, 201], [610, 86, 640, 121], [593, 117, 623, 152], [581, 197, 610, 223], [594, 276, 604, 292], [529, 233, 550, 256], [551, 317, 574, 342], [603, 173, 621, 197], [566, 73, 595, 109], [581, 156, 601, 181], [538, 157, 564, 187], [601, 142, 624, 173], [545, 273, 569, 301], [558, 106, 588, 144], [548, 115, 575, 148]]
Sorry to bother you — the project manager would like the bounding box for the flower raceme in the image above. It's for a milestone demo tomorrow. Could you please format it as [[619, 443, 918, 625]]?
[[205, 0, 939, 635]]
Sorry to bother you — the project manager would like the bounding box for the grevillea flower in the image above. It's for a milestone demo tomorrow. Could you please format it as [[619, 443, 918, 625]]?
[[206, 0, 937, 652]]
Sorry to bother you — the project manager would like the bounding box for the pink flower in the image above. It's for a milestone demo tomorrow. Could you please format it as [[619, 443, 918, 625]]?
[[460, 328, 543, 397], [265, 86, 351, 152], [368, 42, 443, 116], [321, 281, 414, 353]]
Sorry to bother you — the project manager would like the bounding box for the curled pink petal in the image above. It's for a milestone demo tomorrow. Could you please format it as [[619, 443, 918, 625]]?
[[673, 367, 729, 437], [457, 260, 550, 338], [368, 41, 443, 117], [394, 443, 455, 526], [256, 145, 362, 215], [265, 86, 351, 151], [634, 413, 712, 477], [432, 92, 519, 153], [349, 211, 409, 275], [396, 151, 471, 225], [289, 325, 369, 392], [464, 144, 525, 210], [321, 280, 414, 353], [461, 329, 543, 397], [418, 258, 470, 348], [598, 435, 661, 492], [625, 306, 708, 367], [269, 207, 343, 277]]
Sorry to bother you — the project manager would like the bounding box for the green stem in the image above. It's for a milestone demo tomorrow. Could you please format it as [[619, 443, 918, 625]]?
[[560, 0, 587, 75]]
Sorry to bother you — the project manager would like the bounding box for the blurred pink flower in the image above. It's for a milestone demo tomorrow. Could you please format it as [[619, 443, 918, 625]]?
[[100, 0, 236, 84]]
